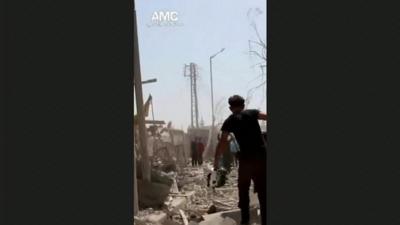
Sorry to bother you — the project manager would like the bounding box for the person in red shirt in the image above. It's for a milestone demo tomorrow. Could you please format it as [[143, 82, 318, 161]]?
[[191, 137, 198, 167], [197, 137, 205, 165]]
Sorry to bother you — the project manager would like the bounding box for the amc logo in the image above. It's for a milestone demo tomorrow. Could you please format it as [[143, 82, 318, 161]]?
[[151, 11, 179, 22], [147, 11, 183, 27]]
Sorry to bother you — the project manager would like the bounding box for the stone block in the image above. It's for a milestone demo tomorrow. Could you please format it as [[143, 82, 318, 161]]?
[[170, 197, 187, 211], [144, 212, 167, 224]]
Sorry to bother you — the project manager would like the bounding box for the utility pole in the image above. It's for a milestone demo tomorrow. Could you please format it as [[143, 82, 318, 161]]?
[[133, 139, 139, 216], [133, 4, 151, 185], [208, 48, 225, 157], [192, 63, 199, 128], [209, 58, 214, 130], [132, 0, 139, 218], [184, 63, 199, 128]]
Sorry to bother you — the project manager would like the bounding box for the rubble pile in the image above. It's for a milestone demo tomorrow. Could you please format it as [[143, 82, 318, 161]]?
[[136, 160, 260, 225], [176, 162, 240, 215]]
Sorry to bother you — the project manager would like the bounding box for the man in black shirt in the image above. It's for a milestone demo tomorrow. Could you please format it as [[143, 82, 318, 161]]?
[[214, 95, 267, 225]]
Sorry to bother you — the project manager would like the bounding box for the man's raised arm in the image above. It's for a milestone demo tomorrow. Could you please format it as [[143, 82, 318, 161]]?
[[258, 112, 267, 120]]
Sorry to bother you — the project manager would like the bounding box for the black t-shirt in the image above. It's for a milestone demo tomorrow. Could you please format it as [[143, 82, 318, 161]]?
[[221, 109, 265, 160]]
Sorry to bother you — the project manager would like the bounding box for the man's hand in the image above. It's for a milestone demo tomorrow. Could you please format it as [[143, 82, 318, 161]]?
[[258, 112, 267, 120], [213, 131, 230, 170], [213, 161, 219, 171]]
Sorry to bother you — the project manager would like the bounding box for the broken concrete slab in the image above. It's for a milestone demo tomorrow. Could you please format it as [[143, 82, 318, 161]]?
[[133, 216, 147, 225], [138, 162, 261, 225], [163, 219, 182, 225], [144, 212, 167, 224], [137, 179, 171, 209], [170, 178, 180, 194], [199, 208, 260, 225], [169, 196, 187, 211], [184, 190, 196, 198], [220, 217, 237, 225]]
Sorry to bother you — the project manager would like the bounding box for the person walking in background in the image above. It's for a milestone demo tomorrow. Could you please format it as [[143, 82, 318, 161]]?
[[197, 137, 205, 166], [191, 138, 198, 167]]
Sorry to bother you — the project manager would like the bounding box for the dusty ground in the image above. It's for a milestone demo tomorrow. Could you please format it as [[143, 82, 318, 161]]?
[[135, 161, 261, 225]]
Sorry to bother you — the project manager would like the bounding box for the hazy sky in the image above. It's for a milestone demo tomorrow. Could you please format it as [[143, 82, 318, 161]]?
[[135, 0, 267, 130]]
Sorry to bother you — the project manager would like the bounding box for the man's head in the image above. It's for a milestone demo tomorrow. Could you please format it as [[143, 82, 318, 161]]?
[[228, 95, 245, 113]]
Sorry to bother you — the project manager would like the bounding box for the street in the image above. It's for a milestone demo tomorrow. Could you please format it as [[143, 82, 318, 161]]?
[[134, 160, 261, 225]]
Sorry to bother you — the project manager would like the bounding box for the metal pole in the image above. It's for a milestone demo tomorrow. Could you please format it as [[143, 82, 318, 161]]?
[[133, 8, 151, 182], [210, 57, 215, 130], [209, 57, 215, 156], [132, 1, 138, 219], [190, 67, 194, 128], [193, 63, 199, 128], [141, 78, 157, 84], [208, 48, 224, 158], [133, 141, 138, 216]]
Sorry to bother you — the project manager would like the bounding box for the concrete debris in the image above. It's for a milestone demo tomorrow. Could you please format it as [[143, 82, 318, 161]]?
[[169, 197, 187, 212], [144, 212, 167, 224], [170, 176, 180, 194], [161, 163, 177, 173], [220, 217, 237, 225], [200, 208, 261, 225], [179, 209, 189, 225], [136, 160, 261, 225], [206, 205, 217, 214], [137, 180, 171, 209], [134, 216, 147, 225], [189, 213, 204, 223]]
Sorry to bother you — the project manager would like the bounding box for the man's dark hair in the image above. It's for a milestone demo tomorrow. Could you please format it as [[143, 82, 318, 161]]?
[[228, 95, 245, 108]]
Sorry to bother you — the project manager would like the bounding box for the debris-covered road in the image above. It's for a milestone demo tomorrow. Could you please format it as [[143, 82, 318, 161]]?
[[135, 161, 261, 225]]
